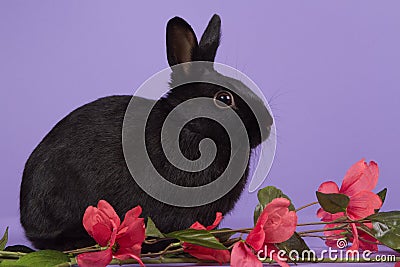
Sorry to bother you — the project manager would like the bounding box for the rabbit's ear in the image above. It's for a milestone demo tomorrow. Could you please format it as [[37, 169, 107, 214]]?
[[166, 16, 198, 67], [198, 14, 221, 62]]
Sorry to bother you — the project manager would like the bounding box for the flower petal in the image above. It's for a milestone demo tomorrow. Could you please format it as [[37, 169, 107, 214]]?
[[189, 212, 223, 231], [317, 208, 345, 222], [262, 198, 297, 244], [119, 206, 142, 227], [76, 248, 112, 267], [91, 223, 113, 247], [124, 253, 145, 267], [117, 207, 145, 249], [82, 206, 99, 237], [183, 243, 230, 264], [263, 198, 292, 215], [127, 205, 142, 218], [325, 238, 343, 249], [347, 191, 382, 220], [319, 210, 345, 222], [246, 202, 273, 251], [231, 242, 262, 267], [114, 243, 143, 261], [206, 212, 223, 231], [340, 159, 379, 197], [323, 223, 346, 245], [82, 206, 115, 246], [265, 210, 297, 244], [190, 221, 207, 230], [268, 244, 290, 267], [246, 220, 266, 251], [97, 200, 121, 228], [358, 229, 379, 252], [318, 181, 340, 194], [316, 208, 325, 218], [348, 223, 359, 251]]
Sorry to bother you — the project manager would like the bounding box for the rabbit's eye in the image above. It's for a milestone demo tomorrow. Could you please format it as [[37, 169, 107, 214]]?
[[214, 91, 235, 108]]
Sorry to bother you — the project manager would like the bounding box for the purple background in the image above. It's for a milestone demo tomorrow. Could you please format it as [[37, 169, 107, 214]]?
[[1, 1, 400, 266]]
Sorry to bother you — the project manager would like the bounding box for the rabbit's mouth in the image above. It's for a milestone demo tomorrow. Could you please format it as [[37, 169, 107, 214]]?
[[248, 123, 272, 149]]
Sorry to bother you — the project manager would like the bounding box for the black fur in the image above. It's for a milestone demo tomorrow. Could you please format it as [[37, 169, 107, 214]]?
[[20, 14, 273, 251]]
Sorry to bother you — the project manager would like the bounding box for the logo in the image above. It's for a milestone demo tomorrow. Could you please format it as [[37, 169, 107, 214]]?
[[336, 238, 348, 249]]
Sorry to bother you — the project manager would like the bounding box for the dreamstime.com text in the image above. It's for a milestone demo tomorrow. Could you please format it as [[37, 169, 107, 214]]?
[[257, 239, 397, 263]]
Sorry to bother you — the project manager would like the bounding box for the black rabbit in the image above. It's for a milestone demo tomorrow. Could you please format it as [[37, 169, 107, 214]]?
[[20, 14, 273, 251]]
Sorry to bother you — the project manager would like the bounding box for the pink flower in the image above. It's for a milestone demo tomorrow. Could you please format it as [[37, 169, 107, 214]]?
[[245, 198, 297, 267], [317, 159, 382, 221], [182, 212, 230, 264], [77, 200, 145, 267], [246, 198, 297, 250], [317, 159, 382, 251], [231, 242, 262, 267]]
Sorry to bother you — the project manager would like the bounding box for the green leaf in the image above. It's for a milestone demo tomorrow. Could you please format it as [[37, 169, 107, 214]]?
[[375, 188, 387, 212], [212, 228, 235, 243], [0, 227, 9, 250], [254, 186, 295, 224], [145, 217, 165, 238], [316, 191, 349, 214], [367, 211, 400, 224], [276, 232, 310, 258], [366, 211, 400, 252], [0, 260, 30, 267], [257, 186, 295, 211], [253, 204, 263, 225], [0, 250, 71, 267], [166, 229, 227, 250], [371, 223, 400, 252]]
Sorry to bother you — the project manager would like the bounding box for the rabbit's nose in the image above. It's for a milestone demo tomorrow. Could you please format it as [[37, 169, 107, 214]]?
[[261, 125, 272, 142], [265, 111, 273, 127]]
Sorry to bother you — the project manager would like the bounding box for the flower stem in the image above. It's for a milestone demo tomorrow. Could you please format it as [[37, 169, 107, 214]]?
[[295, 201, 319, 212], [297, 216, 349, 226], [140, 242, 182, 258], [297, 220, 344, 226], [300, 234, 327, 239], [63, 245, 104, 254], [144, 237, 176, 245], [298, 225, 347, 235], [210, 228, 252, 234]]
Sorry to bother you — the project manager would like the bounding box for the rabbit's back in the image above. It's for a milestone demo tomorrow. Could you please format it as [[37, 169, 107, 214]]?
[[20, 95, 247, 250], [20, 95, 140, 249]]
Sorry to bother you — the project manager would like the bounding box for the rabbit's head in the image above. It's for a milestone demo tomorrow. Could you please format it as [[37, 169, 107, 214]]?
[[163, 14, 273, 150]]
